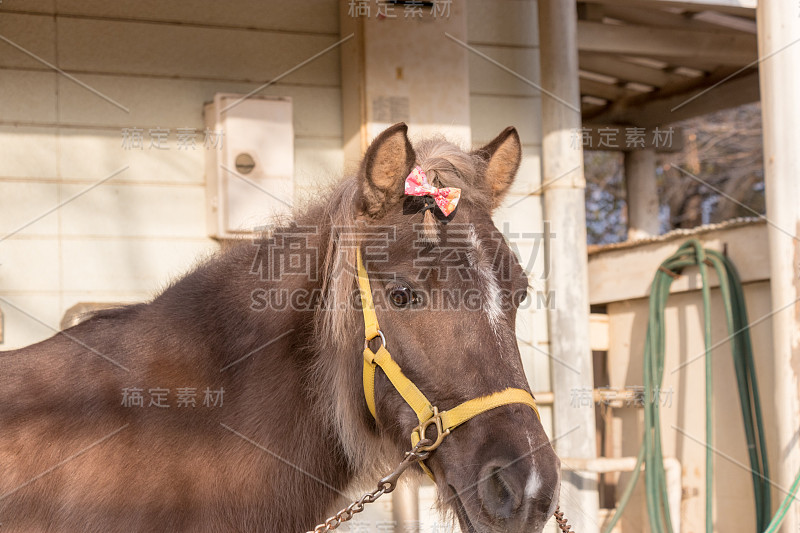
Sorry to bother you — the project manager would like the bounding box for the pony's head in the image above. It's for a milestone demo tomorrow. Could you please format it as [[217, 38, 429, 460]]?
[[314, 123, 560, 533]]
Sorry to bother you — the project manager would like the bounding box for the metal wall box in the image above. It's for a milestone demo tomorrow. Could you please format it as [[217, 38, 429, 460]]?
[[204, 93, 293, 238]]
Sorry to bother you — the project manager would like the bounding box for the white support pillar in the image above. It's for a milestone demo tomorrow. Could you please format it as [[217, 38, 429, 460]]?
[[538, 1, 599, 532], [392, 480, 419, 531], [624, 149, 660, 240], [757, 3, 800, 532]]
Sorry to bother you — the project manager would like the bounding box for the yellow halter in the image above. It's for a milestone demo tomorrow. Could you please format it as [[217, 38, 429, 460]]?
[[356, 249, 540, 479]]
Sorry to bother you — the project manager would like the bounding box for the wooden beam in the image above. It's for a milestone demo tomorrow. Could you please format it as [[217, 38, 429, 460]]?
[[580, 52, 683, 88], [587, 221, 769, 305], [593, 4, 727, 31], [658, 0, 756, 9], [577, 2, 606, 21], [693, 10, 757, 33], [584, 70, 759, 126], [582, 0, 756, 17], [589, 313, 610, 351], [577, 20, 758, 64], [625, 149, 661, 239], [579, 77, 640, 101], [652, 56, 723, 72], [582, 100, 608, 115]]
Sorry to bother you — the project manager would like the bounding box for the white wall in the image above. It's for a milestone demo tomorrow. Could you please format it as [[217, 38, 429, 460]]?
[[0, 0, 344, 349], [467, 0, 553, 434]]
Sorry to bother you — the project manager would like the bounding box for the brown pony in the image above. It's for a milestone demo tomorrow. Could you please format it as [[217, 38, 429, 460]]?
[[0, 123, 560, 532]]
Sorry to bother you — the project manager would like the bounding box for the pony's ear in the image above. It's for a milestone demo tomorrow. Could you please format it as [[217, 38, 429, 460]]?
[[359, 122, 416, 217], [473, 127, 522, 209]]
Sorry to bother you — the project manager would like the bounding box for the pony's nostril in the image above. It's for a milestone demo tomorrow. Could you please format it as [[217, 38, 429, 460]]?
[[478, 465, 523, 519], [530, 488, 555, 517]]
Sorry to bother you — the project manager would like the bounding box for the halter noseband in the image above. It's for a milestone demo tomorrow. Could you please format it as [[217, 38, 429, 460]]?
[[356, 249, 540, 479]]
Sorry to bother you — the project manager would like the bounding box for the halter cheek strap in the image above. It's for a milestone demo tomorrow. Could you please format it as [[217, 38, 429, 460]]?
[[356, 249, 540, 480]]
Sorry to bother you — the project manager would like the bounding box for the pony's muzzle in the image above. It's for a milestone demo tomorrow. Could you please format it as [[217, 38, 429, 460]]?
[[476, 447, 561, 530]]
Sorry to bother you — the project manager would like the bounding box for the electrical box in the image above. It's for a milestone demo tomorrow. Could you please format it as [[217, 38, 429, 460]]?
[[204, 94, 293, 238]]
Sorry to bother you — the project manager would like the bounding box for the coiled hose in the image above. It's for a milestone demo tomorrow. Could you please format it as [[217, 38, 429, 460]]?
[[602, 239, 799, 533]]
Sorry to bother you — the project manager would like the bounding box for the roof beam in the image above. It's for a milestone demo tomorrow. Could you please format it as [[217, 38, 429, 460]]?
[[692, 11, 757, 33], [579, 77, 641, 101], [583, 70, 759, 126], [577, 21, 757, 64], [590, 4, 727, 31], [650, 56, 722, 72], [579, 52, 684, 88], [581, 0, 756, 17]]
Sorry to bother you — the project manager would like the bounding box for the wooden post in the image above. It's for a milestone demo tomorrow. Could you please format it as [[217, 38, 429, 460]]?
[[538, 0, 599, 531], [757, 3, 800, 532], [624, 149, 660, 240], [391, 480, 419, 532]]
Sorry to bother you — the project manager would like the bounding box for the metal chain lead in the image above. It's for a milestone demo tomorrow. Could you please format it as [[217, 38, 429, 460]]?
[[307, 441, 434, 533], [554, 505, 574, 532], [308, 484, 388, 533], [306, 409, 575, 532], [307, 439, 577, 533]]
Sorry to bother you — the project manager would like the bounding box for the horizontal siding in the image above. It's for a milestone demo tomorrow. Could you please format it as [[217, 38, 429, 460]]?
[[0, 181, 213, 257], [57, 127, 205, 184], [0, 293, 63, 349], [57, 183, 208, 238], [53, 75, 340, 135], [0, 127, 342, 191], [467, 0, 540, 145], [294, 137, 345, 194], [0, 125, 58, 178], [0, 238, 60, 292], [0, 237, 228, 295], [0, 0, 54, 15], [470, 95, 541, 146], [469, 45, 541, 97], [1, 0, 339, 35], [0, 3, 343, 349], [59, 237, 217, 293], [0, 71, 57, 123], [466, 0, 539, 47], [0, 13, 340, 84], [0, 181, 61, 237], [56, 17, 340, 84], [0, 13, 56, 68], [467, 0, 541, 195]]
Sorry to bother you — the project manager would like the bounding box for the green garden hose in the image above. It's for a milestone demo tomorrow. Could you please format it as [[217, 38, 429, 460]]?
[[601, 239, 794, 533]]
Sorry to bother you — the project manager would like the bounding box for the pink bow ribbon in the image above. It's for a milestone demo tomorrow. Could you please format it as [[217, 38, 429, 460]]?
[[404, 166, 461, 217]]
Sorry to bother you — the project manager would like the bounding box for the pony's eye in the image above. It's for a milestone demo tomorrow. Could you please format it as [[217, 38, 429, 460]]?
[[513, 287, 528, 308], [389, 286, 413, 308]]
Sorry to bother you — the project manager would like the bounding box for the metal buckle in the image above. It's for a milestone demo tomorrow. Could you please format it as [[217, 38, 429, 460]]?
[[364, 329, 386, 351], [412, 406, 450, 453]]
